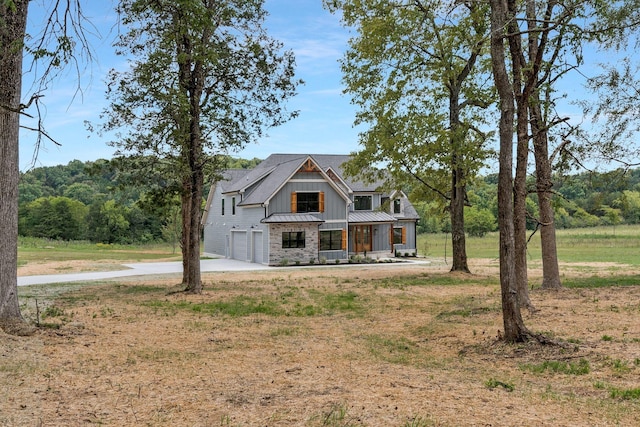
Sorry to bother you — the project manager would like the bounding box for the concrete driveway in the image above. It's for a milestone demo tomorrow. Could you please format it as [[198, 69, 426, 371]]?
[[17, 258, 269, 286], [18, 258, 430, 286]]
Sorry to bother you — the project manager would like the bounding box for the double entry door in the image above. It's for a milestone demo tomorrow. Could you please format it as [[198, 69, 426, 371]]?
[[352, 225, 372, 253]]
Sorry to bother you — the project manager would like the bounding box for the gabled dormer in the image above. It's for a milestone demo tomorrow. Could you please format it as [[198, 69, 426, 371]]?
[[264, 155, 351, 213]]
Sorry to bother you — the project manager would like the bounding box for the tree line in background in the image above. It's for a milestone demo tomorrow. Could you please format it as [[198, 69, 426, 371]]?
[[17, 157, 261, 244], [18, 158, 640, 243], [416, 168, 640, 236]]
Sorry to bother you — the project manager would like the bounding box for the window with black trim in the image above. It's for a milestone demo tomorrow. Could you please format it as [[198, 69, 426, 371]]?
[[297, 192, 319, 212], [232, 197, 236, 215], [354, 195, 372, 210], [320, 230, 342, 250], [282, 231, 305, 248], [393, 227, 403, 244], [393, 198, 402, 214], [221, 199, 225, 215]]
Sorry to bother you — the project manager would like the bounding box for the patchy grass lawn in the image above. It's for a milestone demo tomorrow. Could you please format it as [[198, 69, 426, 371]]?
[[17, 238, 181, 276], [3, 260, 640, 426]]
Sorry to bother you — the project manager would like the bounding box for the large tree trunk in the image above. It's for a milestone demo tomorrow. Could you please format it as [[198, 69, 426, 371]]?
[[449, 87, 470, 273], [180, 122, 204, 293], [525, 0, 561, 291], [182, 161, 203, 293], [180, 178, 194, 287], [0, 0, 30, 334], [179, 150, 204, 293], [450, 164, 469, 273], [506, 0, 533, 309], [530, 99, 562, 289], [489, 0, 530, 342], [174, 6, 205, 294], [513, 117, 532, 307], [181, 193, 203, 292]]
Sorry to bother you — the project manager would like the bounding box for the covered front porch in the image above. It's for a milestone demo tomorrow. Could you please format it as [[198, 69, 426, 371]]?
[[348, 211, 396, 256]]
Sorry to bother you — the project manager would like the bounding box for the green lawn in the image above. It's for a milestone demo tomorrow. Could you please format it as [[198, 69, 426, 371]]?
[[18, 224, 640, 267], [17, 237, 181, 265], [418, 224, 640, 265]]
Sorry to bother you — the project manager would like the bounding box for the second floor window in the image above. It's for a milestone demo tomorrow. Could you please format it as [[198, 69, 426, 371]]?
[[393, 198, 402, 214], [354, 195, 372, 211], [291, 191, 324, 213], [232, 197, 236, 215]]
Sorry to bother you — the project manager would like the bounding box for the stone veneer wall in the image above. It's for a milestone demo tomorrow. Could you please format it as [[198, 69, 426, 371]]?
[[268, 223, 319, 266]]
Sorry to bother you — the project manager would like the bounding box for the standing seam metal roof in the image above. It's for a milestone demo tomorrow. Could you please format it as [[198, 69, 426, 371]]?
[[261, 213, 324, 223], [348, 211, 397, 223]]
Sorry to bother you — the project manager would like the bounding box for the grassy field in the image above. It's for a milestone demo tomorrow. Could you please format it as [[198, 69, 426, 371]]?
[[17, 236, 182, 265], [419, 224, 640, 266], [6, 263, 640, 426], [17, 237, 182, 276], [4, 226, 640, 426], [18, 224, 640, 268]]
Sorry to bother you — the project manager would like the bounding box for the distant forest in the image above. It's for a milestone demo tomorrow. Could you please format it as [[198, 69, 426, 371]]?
[[18, 159, 640, 244], [18, 157, 261, 244]]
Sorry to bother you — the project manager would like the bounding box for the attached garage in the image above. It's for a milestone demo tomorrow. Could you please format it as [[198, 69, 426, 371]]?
[[231, 230, 247, 261], [252, 231, 264, 264]]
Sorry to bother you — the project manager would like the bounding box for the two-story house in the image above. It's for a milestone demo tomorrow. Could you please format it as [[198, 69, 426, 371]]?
[[202, 154, 419, 265]]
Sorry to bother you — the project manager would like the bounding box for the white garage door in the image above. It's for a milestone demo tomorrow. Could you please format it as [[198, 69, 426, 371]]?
[[231, 231, 247, 261], [252, 231, 263, 264]]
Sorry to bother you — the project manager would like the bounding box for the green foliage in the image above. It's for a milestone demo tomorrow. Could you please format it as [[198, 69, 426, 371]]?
[[464, 206, 497, 237], [328, 0, 494, 272], [411, 168, 640, 234], [485, 378, 514, 392], [18, 160, 172, 244], [17, 154, 640, 245], [419, 224, 640, 265], [316, 290, 362, 314], [161, 203, 181, 254], [63, 182, 97, 205], [414, 201, 449, 234], [19, 196, 88, 240], [310, 402, 358, 427], [144, 288, 364, 319], [616, 190, 640, 224], [100, 0, 300, 209], [520, 359, 590, 375], [609, 358, 631, 375], [609, 387, 640, 400], [17, 238, 180, 265], [563, 275, 640, 289], [42, 305, 65, 319], [88, 199, 130, 244]]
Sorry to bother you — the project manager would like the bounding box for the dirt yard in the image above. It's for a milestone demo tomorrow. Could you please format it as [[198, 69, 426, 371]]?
[[3, 259, 640, 426]]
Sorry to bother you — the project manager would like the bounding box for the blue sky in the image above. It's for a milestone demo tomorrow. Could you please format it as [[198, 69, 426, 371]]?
[[19, 2, 636, 173], [19, 0, 359, 171]]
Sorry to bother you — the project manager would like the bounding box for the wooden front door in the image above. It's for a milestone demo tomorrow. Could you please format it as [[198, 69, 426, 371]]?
[[353, 225, 372, 253]]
